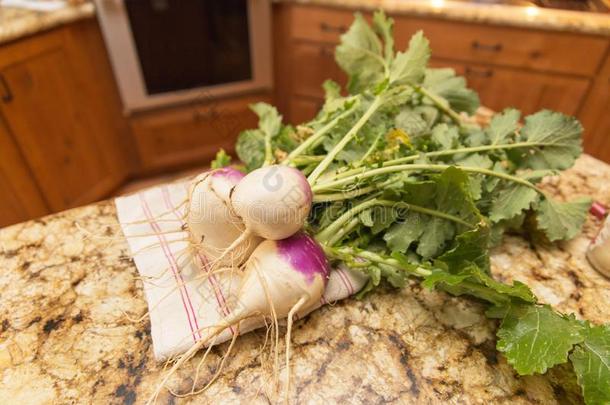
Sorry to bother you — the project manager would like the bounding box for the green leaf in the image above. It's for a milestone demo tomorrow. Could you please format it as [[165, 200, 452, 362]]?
[[372, 10, 394, 63], [423, 68, 480, 114], [235, 129, 265, 172], [417, 217, 455, 258], [335, 13, 385, 93], [210, 149, 232, 169], [422, 268, 469, 289], [384, 213, 425, 253], [394, 109, 429, 137], [250, 102, 282, 139], [536, 197, 592, 241], [486, 108, 520, 145], [489, 184, 539, 223], [496, 304, 583, 375], [517, 110, 583, 170], [431, 123, 458, 151], [570, 323, 610, 405], [437, 226, 490, 273], [389, 31, 430, 86]]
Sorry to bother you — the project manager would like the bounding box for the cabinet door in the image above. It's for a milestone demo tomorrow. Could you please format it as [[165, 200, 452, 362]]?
[[579, 54, 610, 163], [130, 94, 270, 172], [0, 23, 129, 211], [289, 97, 322, 125], [292, 42, 347, 99], [434, 60, 590, 116], [0, 116, 48, 227]]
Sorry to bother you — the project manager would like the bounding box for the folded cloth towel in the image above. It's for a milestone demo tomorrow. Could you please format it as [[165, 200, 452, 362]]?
[[115, 180, 368, 360]]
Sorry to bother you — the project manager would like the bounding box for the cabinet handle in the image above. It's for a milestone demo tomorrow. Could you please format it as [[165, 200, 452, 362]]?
[[320, 22, 347, 33], [0, 74, 12, 103], [471, 40, 503, 52], [465, 67, 494, 78], [319, 46, 334, 57]]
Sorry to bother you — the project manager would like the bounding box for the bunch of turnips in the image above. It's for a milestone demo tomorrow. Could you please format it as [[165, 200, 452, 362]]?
[[147, 10, 609, 405]]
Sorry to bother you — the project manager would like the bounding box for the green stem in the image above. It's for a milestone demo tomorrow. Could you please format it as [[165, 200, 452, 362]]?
[[313, 177, 396, 203], [415, 85, 462, 124], [354, 131, 383, 167], [289, 155, 325, 166], [326, 247, 509, 304], [316, 198, 380, 244], [283, 106, 356, 165], [313, 163, 544, 195], [316, 198, 474, 244], [308, 96, 383, 186], [331, 141, 546, 181], [263, 132, 273, 166], [327, 217, 360, 246]]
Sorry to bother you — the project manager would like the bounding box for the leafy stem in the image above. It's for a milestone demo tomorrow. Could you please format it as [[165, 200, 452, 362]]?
[[313, 163, 546, 195], [316, 197, 475, 245], [324, 247, 510, 304], [283, 105, 357, 165], [308, 96, 384, 186], [330, 141, 553, 181], [414, 85, 462, 124]]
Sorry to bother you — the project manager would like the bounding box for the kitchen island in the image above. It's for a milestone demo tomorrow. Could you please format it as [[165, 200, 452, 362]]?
[[0, 154, 608, 404]]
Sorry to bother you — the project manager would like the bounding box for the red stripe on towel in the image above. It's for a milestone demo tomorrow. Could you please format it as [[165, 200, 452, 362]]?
[[139, 193, 200, 342], [161, 185, 236, 336]]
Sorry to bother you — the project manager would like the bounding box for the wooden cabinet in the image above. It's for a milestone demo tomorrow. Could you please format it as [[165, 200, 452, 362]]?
[[393, 17, 607, 77], [436, 61, 590, 116], [0, 116, 48, 226], [292, 42, 347, 99], [579, 53, 610, 163], [273, 4, 610, 164], [130, 93, 271, 173], [0, 18, 130, 224]]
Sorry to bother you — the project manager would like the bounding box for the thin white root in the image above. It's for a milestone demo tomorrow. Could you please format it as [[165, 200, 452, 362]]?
[[284, 296, 307, 404], [146, 314, 258, 405], [251, 262, 281, 394], [207, 231, 252, 272]]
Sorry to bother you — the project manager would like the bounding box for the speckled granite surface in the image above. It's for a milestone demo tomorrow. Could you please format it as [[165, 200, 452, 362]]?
[[0, 1, 94, 45], [0, 154, 608, 404], [282, 0, 610, 36]]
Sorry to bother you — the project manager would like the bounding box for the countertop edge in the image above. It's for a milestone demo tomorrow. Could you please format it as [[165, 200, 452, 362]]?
[[282, 0, 610, 37], [0, 3, 95, 46]]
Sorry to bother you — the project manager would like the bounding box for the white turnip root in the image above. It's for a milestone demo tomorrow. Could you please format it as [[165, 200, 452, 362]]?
[[186, 168, 261, 267], [147, 232, 329, 404], [210, 165, 313, 269]]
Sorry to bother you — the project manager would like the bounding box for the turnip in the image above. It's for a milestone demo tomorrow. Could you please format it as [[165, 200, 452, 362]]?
[[210, 165, 313, 268], [186, 167, 261, 267], [147, 232, 329, 404]]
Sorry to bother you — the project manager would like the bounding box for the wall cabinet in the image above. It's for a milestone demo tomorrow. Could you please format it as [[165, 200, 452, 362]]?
[[579, 53, 610, 163], [0, 18, 130, 225], [273, 4, 610, 162]]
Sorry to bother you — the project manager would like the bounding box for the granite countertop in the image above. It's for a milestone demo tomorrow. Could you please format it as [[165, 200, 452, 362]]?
[[0, 154, 608, 404], [284, 0, 610, 36], [0, 1, 94, 45]]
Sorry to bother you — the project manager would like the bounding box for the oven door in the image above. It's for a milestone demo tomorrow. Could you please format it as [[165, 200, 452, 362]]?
[[95, 0, 272, 114]]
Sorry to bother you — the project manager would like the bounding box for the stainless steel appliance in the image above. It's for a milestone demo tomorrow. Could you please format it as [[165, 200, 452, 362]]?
[[95, 0, 272, 113]]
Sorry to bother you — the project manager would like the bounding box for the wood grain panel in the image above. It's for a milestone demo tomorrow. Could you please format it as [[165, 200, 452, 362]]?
[[130, 94, 271, 172]]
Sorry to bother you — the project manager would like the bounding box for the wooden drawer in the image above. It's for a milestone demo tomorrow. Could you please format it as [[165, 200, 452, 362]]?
[[289, 97, 323, 125], [292, 42, 347, 99], [434, 60, 590, 116], [291, 5, 357, 43], [395, 18, 608, 77], [130, 94, 270, 172]]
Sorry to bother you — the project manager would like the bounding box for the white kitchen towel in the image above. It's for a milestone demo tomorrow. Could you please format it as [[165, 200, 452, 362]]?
[[115, 180, 368, 361]]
